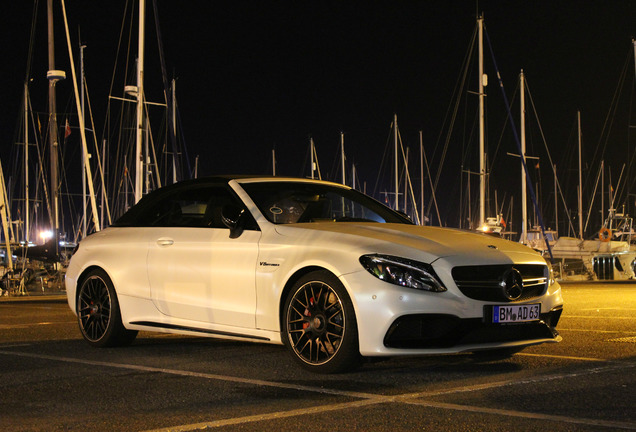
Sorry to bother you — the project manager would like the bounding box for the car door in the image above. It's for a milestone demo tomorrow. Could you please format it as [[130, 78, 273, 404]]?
[[144, 184, 260, 329]]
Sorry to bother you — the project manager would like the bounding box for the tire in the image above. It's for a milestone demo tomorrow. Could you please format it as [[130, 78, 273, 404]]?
[[282, 270, 360, 373], [77, 269, 137, 347]]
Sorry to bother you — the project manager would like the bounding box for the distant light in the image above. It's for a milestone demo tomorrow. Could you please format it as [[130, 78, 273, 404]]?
[[480, 224, 490, 232], [40, 230, 53, 241]]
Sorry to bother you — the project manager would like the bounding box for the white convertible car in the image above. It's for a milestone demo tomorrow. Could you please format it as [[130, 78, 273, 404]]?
[[66, 176, 563, 373]]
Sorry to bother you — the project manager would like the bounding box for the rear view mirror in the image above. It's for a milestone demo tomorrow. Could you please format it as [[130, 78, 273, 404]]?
[[222, 205, 246, 239]]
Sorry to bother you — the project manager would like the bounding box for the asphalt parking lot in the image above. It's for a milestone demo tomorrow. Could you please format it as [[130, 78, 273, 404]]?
[[1, 282, 634, 431]]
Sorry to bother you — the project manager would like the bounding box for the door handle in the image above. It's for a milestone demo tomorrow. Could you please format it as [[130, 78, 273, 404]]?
[[156, 239, 174, 247]]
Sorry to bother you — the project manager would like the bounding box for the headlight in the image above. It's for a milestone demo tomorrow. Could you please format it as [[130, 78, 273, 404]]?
[[546, 261, 556, 286], [359, 254, 447, 292]]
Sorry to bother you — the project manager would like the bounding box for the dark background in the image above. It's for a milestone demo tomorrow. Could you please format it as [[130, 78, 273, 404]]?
[[2, 1, 635, 234]]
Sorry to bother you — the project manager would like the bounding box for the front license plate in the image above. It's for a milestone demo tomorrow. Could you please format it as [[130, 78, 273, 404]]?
[[492, 304, 540, 323]]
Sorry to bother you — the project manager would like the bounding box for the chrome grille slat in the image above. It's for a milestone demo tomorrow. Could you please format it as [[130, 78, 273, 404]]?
[[451, 264, 548, 302]]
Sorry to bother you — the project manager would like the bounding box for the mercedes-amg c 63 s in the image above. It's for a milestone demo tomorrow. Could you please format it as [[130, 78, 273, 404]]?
[[66, 176, 563, 373]]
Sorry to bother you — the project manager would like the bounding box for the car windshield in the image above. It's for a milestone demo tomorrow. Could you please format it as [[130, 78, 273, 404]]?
[[240, 181, 413, 225]]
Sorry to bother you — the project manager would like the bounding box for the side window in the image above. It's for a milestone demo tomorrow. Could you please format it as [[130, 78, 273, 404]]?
[[131, 186, 252, 228]]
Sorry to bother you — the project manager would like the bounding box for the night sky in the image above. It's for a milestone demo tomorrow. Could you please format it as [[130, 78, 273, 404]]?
[[2, 1, 635, 233]]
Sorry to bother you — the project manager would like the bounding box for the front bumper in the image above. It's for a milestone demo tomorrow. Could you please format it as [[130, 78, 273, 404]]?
[[384, 307, 562, 349], [342, 269, 563, 356]]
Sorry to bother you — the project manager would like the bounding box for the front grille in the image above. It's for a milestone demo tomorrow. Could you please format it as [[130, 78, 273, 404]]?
[[384, 310, 561, 349], [452, 264, 548, 302]]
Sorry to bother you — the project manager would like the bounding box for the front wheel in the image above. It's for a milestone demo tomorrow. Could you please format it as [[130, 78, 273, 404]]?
[[77, 269, 137, 347], [282, 270, 360, 373]]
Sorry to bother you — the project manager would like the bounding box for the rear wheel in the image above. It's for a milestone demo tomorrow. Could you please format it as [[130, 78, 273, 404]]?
[[283, 270, 360, 373], [77, 269, 137, 347]]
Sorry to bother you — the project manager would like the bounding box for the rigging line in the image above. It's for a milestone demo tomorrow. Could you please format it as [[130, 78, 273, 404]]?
[[526, 81, 576, 236], [588, 49, 631, 180], [299, 138, 310, 178], [106, 0, 135, 214], [420, 131, 441, 225], [174, 97, 192, 178], [429, 24, 478, 210], [626, 47, 636, 201], [483, 27, 553, 261], [371, 121, 394, 199], [143, 97, 162, 189], [101, 0, 132, 151], [328, 139, 341, 183], [24, 0, 39, 81], [455, 108, 479, 227], [615, 61, 636, 210], [397, 129, 420, 225], [490, 80, 518, 174], [56, 121, 77, 239], [107, 0, 133, 104], [28, 98, 50, 236], [583, 163, 603, 233], [39, 113, 54, 229], [430, 22, 478, 165], [608, 164, 626, 218], [152, 0, 190, 179], [313, 141, 322, 180], [61, 0, 101, 233], [84, 76, 112, 225]]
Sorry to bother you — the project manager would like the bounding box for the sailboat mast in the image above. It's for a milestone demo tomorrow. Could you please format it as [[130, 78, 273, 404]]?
[[47, 0, 64, 248], [633, 39, 636, 73], [171, 79, 177, 184], [352, 164, 356, 189], [520, 70, 527, 244], [310, 137, 315, 179], [394, 113, 399, 210], [134, 0, 146, 203], [272, 149, 276, 176], [404, 147, 409, 215], [478, 15, 486, 228], [81, 43, 87, 238], [601, 160, 604, 227], [341, 132, 345, 186], [0, 161, 13, 271], [419, 131, 424, 226], [24, 83, 29, 243], [60, 0, 100, 233], [554, 164, 558, 237], [578, 111, 583, 239]]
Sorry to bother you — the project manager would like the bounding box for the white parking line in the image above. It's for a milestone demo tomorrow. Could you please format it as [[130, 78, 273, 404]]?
[[517, 352, 610, 362], [0, 349, 378, 400], [145, 399, 385, 432], [0, 321, 75, 330], [147, 363, 636, 431], [404, 400, 636, 431], [1, 349, 634, 431], [558, 328, 636, 334], [563, 315, 635, 320]]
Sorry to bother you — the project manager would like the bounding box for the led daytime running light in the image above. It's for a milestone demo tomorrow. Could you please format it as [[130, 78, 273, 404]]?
[[359, 254, 446, 292]]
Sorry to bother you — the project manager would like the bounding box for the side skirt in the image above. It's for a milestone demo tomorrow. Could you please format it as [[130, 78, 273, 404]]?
[[129, 321, 271, 342]]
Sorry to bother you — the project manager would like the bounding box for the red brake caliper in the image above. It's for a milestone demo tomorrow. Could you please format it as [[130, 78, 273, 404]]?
[[303, 297, 314, 329]]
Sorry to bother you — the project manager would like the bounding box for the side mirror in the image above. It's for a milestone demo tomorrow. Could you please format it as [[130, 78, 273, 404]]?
[[221, 205, 246, 239]]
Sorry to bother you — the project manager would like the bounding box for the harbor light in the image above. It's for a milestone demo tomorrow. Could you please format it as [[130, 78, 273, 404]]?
[[39, 230, 53, 242]]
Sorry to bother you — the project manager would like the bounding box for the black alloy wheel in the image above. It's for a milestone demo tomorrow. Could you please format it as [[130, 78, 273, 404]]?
[[77, 269, 137, 347], [283, 270, 360, 373]]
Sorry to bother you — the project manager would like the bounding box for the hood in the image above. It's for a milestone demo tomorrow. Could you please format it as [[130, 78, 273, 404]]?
[[274, 223, 543, 265]]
